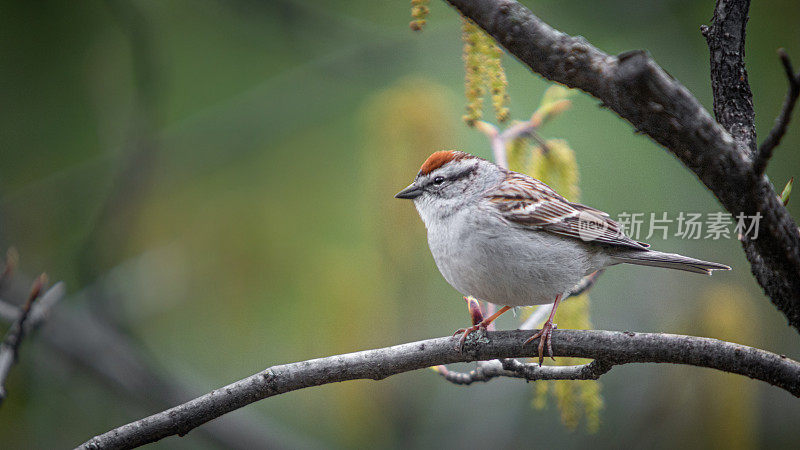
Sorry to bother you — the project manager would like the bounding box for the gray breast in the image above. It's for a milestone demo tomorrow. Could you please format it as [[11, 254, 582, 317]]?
[[427, 212, 600, 306]]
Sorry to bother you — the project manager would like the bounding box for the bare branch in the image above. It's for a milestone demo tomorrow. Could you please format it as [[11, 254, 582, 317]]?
[[443, 0, 800, 332], [432, 360, 511, 385], [474, 120, 507, 169], [0, 248, 19, 293], [474, 108, 553, 166], [519, 305, 549, 331], [566, 269, 604, 298], [755, 49, 800, 174], [0, 282, 67, 333], [500, 358, 612, 380], [79, 330, 800, 449], [701, 0, 756, 150], [0, 274, 50, 405], [434, 358, 612, 385]]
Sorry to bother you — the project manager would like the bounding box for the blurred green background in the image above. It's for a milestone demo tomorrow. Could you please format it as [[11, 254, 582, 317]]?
[[1, 0, 799, 448]]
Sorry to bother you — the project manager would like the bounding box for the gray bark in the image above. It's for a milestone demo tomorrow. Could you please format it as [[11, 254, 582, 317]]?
[[79, 330, 800, 449]]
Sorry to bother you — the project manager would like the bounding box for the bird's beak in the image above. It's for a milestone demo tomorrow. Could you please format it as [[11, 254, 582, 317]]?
[[395, 183, 423, 199]]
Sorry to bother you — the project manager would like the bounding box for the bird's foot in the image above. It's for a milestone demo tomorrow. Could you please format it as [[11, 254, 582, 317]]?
[[453, 323, 486, 351], [523, 320, 557, 366], [453, 304, 512, 351]]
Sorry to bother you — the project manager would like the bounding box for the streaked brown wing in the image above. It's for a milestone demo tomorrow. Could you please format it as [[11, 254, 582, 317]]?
[[488, 172, 649, 250]]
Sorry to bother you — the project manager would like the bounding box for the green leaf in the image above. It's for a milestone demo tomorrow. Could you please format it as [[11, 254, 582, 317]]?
[[779, 177, 793, 206]]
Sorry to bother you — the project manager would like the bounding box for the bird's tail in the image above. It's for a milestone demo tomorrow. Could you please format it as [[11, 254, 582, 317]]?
[[610, 250, 731, 275]]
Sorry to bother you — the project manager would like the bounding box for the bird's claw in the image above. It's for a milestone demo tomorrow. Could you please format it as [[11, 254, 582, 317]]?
[[452, 324, 485, 351], [523, 321, 557, 366]]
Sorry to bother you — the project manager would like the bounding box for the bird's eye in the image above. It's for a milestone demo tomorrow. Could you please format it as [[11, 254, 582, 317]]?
[[433, 176, 445, 185]]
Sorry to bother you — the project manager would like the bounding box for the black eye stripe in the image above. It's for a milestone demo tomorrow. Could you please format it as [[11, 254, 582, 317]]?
[[427, 166, 476, 186]]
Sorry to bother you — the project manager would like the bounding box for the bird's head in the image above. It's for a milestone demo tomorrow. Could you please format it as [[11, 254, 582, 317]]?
[[395, 150, 503, 224]]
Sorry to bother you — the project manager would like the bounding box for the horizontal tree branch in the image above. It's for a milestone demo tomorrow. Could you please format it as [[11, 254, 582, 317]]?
[[444, 0, 800, 331], [79, 330, 800, 449]]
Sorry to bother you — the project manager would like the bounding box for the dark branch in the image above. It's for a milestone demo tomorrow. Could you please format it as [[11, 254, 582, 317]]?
[[697, 0, 800, 328], [702, 0, 756, 150], [0, 275, 49, 405], [755, 49, 800, 174], [443, 0, 800, 332], [79, 330, 800, 449]]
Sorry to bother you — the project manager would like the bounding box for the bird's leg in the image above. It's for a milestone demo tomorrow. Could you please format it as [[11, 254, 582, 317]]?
[[454, 304, 511, 350], [464, 296, 484, 327], [524, 294, 563, 366]]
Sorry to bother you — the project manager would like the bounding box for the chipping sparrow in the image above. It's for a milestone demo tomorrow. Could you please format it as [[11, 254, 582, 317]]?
[[395, 150, 730, 364]]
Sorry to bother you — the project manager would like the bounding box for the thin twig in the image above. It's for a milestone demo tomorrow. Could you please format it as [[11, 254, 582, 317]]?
[[500, 358, 612, 380], [79, 330, 800, 449], [500, 114, 552, 153], [518, 306, 549, 331], [526, 129, 552, 154], [476, 111, 552, 166], [567, 269, 604, 298], [474, 120, 507, 168], [0, 282, 67, 334], [0, 248, 19, 293], [755, 49, 800, 174], [434, 358, 611, 385], [0, 274, 48, 405], [432, 360, 509, 385]]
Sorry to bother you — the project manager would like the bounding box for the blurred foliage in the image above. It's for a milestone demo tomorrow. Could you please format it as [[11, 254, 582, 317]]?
[[461, 18, 509, 126], [357, 77, 458, 444], [1, 0, 799, 448], [361, 78, 455, 275], [696, 285, 758, 450], [409, 0, 430, 31]]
